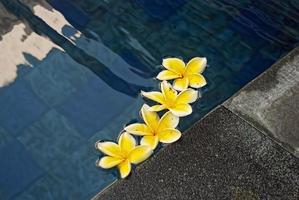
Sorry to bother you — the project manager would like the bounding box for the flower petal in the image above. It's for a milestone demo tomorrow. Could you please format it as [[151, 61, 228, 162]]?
[[185, 57, 207, 75], [141, 91, 164, 104], [173, 77, 189, 91], [140, 135, 159, 150], [98, 156, 124, 169], [118, 132, 136, 155], [118, 160, 131, 178], [157, 70, 181, 80], [161, 81, 177, 102], [176, 89, 198, 104], [148, 104, 166, 112], [189, 74, 207, 88], [96, 141, 122, 158], [128, 146, 152, 164], [162, 58, 185, 74], [141, 104, 159, 131], [124, 123, 152, 136], [158, 111, 179, 132], [169, 104, 192, 117], [158, 128, 182, 144]]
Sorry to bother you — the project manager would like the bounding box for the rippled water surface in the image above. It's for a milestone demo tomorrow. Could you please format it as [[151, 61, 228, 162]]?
[[0, 0, 298, 199]]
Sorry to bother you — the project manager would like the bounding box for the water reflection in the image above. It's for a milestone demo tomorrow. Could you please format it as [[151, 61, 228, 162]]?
[[1, 0, 153, 96], [0, 3, 59, 87]]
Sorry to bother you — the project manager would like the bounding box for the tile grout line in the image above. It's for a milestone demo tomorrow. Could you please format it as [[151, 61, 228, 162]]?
[[221, 46, 299, 159], [222, 105, 299, 160]]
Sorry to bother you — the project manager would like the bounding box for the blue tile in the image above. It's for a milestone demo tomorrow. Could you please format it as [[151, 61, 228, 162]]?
[[15, 159, 116, 200], [0, 187, 8, 200], [26, 49, 91, 106], [56, 76, 133, 139], [13, 175, 60, 200], [0, 79, 48, 135], [0, 127, 13, 149], [48, 156, 116, 200], [0, 141, 44, 198], [18, 110, 85, 169]]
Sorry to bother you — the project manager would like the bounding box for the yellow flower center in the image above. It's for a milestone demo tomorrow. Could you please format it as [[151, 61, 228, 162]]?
[[166, 101, 176, 109], [119, 151, 130, 160]]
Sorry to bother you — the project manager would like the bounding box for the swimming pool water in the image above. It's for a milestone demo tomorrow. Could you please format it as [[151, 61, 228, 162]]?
[[0, 0, 298, 199]]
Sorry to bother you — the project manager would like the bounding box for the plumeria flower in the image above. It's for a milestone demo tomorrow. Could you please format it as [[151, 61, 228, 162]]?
[[157, 57, 207, 91], [141, 81, 198, 117], [96, 132, 152, 178], [125, 104, 181, 150]]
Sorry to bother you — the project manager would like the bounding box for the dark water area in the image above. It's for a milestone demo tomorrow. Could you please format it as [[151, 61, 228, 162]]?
[[0, 0, 298, 199]]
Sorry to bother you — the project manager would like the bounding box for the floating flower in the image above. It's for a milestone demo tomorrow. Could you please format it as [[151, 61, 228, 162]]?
[[96, 132, 152, 178], [125, 104, 181, 150], [141, 81, 198, 117], [157, 57, 207, 91]]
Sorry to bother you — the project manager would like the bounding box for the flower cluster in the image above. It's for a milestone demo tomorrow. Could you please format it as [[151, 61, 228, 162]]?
[[95, 57, 207, 178]]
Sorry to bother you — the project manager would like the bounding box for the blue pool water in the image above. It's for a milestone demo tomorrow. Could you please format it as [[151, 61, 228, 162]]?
[[0, 0, 298, 199]]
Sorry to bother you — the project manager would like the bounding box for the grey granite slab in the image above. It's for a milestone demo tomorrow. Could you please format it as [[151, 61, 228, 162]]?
[[224, 47, 299, 157], [94, 107, 299, 200]]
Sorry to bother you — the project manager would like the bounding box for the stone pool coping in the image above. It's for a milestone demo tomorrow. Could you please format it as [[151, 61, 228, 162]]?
[[93, 46, 299, 200]]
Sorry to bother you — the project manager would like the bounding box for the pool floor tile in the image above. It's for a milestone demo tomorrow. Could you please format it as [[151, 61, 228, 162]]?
[[25, 49, 92, 106], [17, 109, 85, 169], [0, 79, 48, 135], [56, 76, 133, 139], [13, 175, 61, 200], [0, 127, 13, 149], [47, 156, 117, 200], [0, 141, 44, 199]]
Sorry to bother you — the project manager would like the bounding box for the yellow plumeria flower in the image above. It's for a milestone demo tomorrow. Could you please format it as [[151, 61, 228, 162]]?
[[96, 132, 152, 178], [141, 81, 198, 117], [157, 57, 207, 91], [125, 104, 181, 150]]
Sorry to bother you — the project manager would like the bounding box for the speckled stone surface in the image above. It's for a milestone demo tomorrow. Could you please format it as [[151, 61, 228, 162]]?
[[225, 47, 299, 157], [94, 107, 299, 200]]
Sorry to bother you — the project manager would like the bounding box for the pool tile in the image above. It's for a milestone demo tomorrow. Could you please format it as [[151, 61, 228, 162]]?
[[18, 109, 85, 169], [26, 49, 91, 106], [48, 157, 116, 200], [0, 141, 44, 199], [13, 175, 60, 200], [57, 77, 133, 139], [13, 174, 91, 200], [0, 127, 13, 149], [0, 79, 48, 135], [0, 188, 8, 200], [14, 171, 110, 200]]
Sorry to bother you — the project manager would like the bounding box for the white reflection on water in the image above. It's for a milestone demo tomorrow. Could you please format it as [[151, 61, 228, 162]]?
[[31, 2, 154, 87], [32, 4, 81, 43], [0, 23, 61, 87]]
